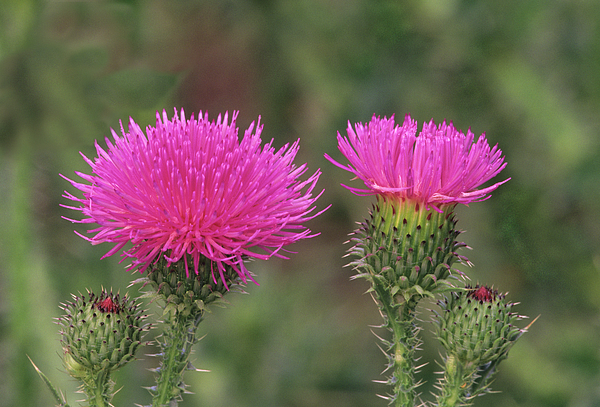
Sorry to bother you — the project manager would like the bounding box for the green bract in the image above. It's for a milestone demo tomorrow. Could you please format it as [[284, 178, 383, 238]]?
[[351, 197, 466, 303], [134, 255, 244, 319]]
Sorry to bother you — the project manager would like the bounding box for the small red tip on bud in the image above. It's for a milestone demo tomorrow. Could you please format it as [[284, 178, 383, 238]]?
[[467, 284, 498, 302], [97, 297, 119, 313]]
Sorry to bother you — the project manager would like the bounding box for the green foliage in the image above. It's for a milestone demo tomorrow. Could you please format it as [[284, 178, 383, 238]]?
[[28, 356, 70, 407]]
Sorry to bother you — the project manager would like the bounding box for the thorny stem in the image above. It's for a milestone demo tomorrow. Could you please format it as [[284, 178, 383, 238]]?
[[79, 369, 113, 407], [435, 355, 477, 407], [372, 278, 421, 407], [152, 311, 204, 407], [390, 303, 419, 407]]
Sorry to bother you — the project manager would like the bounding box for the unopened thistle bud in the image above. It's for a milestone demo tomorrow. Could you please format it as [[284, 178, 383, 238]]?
[[435, 284, 527, 368], [433, 284, 533, 405], [57, 289, 149, 376]]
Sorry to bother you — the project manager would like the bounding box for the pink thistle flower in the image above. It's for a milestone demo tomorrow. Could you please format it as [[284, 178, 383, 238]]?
[[62, 108, 325, 286], [325, 114, 509, 210]]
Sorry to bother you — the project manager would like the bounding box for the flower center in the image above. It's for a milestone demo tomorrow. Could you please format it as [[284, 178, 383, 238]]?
[[97, 297, 120, 313], [468, 285, 495, 302]]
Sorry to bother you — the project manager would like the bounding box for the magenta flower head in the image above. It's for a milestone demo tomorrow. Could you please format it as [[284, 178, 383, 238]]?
[[325, 114, 509, 210], [324, 113, 510, 298], [62, 108, 325, 286]]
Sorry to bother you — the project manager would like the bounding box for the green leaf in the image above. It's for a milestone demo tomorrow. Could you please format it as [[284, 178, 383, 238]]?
[[27, 356, 70, 407]]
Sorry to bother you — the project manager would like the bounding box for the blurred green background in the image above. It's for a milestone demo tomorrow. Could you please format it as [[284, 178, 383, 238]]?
[[2, 0, 600, 406]]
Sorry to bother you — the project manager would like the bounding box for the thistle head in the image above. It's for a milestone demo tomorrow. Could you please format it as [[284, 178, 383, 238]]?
[[57, 289, 149, 376], [62, 108, 326, 286], [434, 284, 528, 369]]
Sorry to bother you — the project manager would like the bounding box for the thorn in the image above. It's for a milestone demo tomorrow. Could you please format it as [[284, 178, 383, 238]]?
[[370, 329, 389, 344], [524, 314, 540, 331], [380, 362, 393, 375]]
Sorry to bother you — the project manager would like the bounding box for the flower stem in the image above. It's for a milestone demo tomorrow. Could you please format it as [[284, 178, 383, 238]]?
[[152, 311, 204, 407], [79, 369, 114, 407], [435, 355, 477, 407], [371, 275, 420, 407], [138, 256, 243, 406]]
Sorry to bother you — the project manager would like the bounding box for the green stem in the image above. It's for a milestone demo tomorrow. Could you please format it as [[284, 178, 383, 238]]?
[[372, 277, 420, 407], [435, 355, 477, 407], [152, 311, 204, 407], [390, 301, 419, 407], [79, 369, 113, 407]]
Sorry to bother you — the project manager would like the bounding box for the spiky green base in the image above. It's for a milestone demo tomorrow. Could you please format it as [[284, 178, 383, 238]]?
[[349, 197, 467, 406], [60, 356, 115, 407], [351, 196, 465, 301], [133, 255, 245, 407]]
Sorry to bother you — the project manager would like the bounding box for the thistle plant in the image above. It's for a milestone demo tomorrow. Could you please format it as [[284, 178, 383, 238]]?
[[326, 114, 515, 406], [43, 108, 326, 406], [30, 108, 531, 407]]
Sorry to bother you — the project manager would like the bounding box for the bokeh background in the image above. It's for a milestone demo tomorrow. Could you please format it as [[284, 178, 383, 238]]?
[[2, 0, 600, 406]]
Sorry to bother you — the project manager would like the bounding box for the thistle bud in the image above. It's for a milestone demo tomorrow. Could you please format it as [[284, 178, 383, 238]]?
[[57, 289, 149, 376], [434, 284, 527, 368]]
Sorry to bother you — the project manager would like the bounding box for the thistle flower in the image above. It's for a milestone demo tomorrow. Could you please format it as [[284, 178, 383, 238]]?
[[325, 113, 510, 295], [325, 114, 509, 209], [62, 109, 325, 286]]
